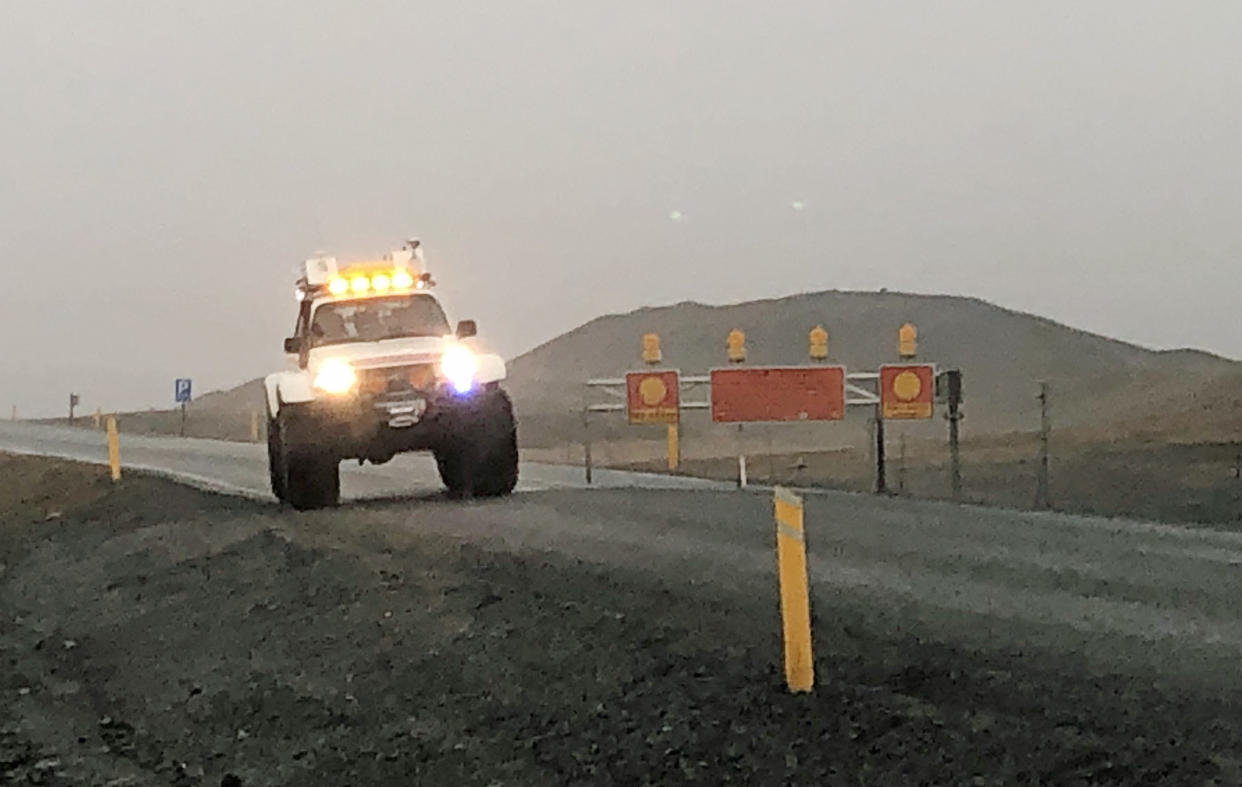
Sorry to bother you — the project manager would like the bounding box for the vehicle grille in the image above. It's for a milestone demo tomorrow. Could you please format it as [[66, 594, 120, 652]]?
[[360, 364, 438, 395]]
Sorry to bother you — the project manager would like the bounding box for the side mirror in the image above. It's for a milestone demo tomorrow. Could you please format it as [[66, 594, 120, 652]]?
[[455, 320, 478, 339], [283, 337, 302, 354]]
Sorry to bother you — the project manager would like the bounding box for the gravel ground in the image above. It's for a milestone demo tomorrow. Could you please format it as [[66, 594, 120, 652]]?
[[2, 455, 1240, 785]]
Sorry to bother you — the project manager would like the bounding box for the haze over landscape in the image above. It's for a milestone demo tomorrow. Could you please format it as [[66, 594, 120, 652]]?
[[3, 1, 1242, 417], [11, 6, 1242, 784]]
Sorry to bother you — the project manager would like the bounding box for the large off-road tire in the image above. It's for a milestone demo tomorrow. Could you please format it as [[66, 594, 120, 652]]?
[[435, 389, 519, 499], [267, 414, 287, 502], [274, 405, 340, 511]]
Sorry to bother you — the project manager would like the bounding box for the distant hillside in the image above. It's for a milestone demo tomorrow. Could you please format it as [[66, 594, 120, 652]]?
[[187, 378, 266, 416], [115, 290, 1242, 449], [506, 290, 1241, 445]]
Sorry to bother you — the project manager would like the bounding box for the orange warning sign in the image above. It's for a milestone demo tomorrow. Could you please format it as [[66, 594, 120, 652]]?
[[880, 364, 935, 420], [626, 370, 680, 424], [710, 366, 845, 423]]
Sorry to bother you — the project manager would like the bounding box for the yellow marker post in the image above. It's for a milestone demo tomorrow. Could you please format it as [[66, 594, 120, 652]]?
[[666, 423, 680, 471], [774, 487, 813, 693], [250, 411, 261, 443], [106, 416, 121, 482]]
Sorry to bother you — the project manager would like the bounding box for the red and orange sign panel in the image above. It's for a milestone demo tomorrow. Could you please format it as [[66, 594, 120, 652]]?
[[711, 366, 845, 423], [880, 364, 935, 419], [626, 370, 680, 424]]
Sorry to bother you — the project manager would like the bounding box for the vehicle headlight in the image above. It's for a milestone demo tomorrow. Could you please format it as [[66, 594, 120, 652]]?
[[440, 346, 478, 394], [313, 358, 358, 395]]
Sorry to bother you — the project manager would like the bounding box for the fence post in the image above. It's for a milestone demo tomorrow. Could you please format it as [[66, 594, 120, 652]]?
[[582, 409, 593, 486], [1036, 381, 1051, 509]]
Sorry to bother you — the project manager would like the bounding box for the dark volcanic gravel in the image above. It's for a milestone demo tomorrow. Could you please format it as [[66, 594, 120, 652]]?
[[1, 455, 1239, 785]]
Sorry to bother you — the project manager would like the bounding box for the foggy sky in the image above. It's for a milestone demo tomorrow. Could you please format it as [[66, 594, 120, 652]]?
[[3, 1, 1240, 417]]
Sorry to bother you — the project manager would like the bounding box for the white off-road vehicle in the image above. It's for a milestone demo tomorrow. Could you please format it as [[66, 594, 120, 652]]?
[[264, 239, 517, 509]]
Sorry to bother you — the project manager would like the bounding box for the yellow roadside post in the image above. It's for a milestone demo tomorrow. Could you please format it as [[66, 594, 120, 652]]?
[[667, 424, 679, 471], [106, 416, 121, 482], [774, 487, 813, 693], [250, 411, 261, 443]]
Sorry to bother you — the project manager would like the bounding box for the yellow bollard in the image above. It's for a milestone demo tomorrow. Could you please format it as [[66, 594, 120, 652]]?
[[250, 411, 260, 443], [774, 487, 813, 693], [106, 416, 121, 482], [666, 423, 679, 471]]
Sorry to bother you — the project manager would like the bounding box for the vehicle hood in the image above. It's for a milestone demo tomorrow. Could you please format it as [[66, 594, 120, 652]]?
[[307, 336, 454, 370]]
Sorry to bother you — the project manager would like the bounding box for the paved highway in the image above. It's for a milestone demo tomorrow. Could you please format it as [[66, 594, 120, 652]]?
[[0, 421, 730, 500], [4, 420, 1242, 692]]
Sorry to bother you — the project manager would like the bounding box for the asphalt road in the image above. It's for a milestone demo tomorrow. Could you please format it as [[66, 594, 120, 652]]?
[[4, 420, 1242, 694], [0, 421, 730, 499]]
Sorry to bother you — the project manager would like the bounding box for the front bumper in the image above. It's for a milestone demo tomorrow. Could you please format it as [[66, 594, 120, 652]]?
[[303, 384, 493, 462]]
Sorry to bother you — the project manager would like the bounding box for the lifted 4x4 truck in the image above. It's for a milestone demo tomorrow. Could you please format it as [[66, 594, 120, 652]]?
[[265, 239, 518, 510]]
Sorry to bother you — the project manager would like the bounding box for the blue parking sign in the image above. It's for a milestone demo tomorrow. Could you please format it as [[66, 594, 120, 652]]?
[[175, 378, 192, 403]]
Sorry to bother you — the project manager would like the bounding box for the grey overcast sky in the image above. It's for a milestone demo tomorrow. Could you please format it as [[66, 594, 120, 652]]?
[[2, 1, 1240, 416]]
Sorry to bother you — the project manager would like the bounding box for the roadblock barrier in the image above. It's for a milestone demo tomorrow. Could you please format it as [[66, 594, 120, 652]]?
[[774, 487, 813, 693], [585, 330, 959, 499]]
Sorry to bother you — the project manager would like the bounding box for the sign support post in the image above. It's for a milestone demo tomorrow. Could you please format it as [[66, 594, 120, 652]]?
[[874, 406, 887, 494], [666, 424, 679, 471], [898, 433, 907, 493], [945, 370, 963, 501], [175, 378, 193, 438]]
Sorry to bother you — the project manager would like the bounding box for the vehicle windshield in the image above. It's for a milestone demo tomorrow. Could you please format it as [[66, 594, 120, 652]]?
[[310, 295, 450, 346]]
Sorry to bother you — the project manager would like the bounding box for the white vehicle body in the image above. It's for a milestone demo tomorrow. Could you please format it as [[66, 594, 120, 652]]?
[[265, 242, 505, 416], [264, 328, 508, 419], [263, 239, 519, 509]]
